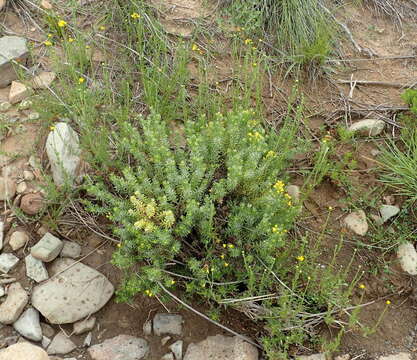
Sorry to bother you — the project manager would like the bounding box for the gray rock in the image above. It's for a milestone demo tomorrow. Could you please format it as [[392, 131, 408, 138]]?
[[47, 332, 76, 355], [32, 258, 114, 324], [0, 176, 16, 201], [143, 320, 152, 336], [183, 335, 258, 360], [0, 342, 49, 360], [84, 332, 92, 347], [161, 354, 175, 360], [60, 240, 81, 258], [349, 119, 385, 136], [0, 36, 29, 88], [73, 317, 96, 335], [297, 354, 326, 360], [286, 184, 300, 203], [379, 353, 411, 360], [0, 253, 19, 273], [87, 335, 149, 360], [31, 232, 63, 262], [169, 340, 183, 360], [397, 242, 417, 275], [0, 282, 28, 324], [13, 307, 42, 341], [380, 204, 400, 223], [153, 314, 183, 336], [25, 254, 49, 282], [10, 230, 29, 251], [343, 210, 368, 236], [40, 322, 55, 338], [45, 122, 81, 186]]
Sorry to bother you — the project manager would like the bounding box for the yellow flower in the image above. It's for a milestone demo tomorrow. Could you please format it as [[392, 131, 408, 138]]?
[[170, 280, 176, 285], [273, 180, 285, 193], [99, 25, 106, 31], [44, 40, 53, 46], [68, 37, 75, 43], [224, 262, 229, 267], [117, 243, 122, 248], [220, 254, 225, 259], [287, 201, 293, 207], [244, 38, 253, 45], [265, 150, 276, 158], [359, 284, 366, 289], [272, 225, 279, 233], [191, 44, 199, 51], [296, 255, 305, 262], [49, 125, 55, 131], [328, 206, 333, 211], [57, 20, 67, 27], [386, 300, 391, 305], [85, 45, 90, 49], [222, 243, 227, 248], [131, 12, 141, 19], [228, 244, 234, 249], [47, 33, 53, 38], [253, 62, 258, 67], [78, 77, 85, 84]]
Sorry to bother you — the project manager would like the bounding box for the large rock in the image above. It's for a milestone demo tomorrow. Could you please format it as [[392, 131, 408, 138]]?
[[20, 192, 44, 215], [46, 122, 81, 186], [348, 119, 385, 136], [0, 282, 28, 324], [379, 353, 411, 360], [32, 258, 114, 324], [183, 335, 258, 360], [31, 232, 63, 262], [343, 210, 368, 236], [153, 313, 183, 336], [397, 242, 417, 275], [87, 335, 149, 360], [0, 36, 28, 88], [13, 307, 43, 341], [0, 342, 49, 360], [47, 332, 76, 355]]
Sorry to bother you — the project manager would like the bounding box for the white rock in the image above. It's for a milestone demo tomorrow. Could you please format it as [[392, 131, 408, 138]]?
[[0, 282, 28, 324], [0, 176, 16, 201], [397, 242, 417, 275], [13, 307, 43, 341], [60, 240, 81, 258], [161, 336, 171, 346], [143, 320, 152, 336], [23, 170, 35, 181], [16, 181, 28, 194], [286, 184, 300, 202], [10, 230, 29, 251], [9, 81, 30, 104], [343, 210, 368, 236], [31, 232, 63, 262], [297, 354, 326, 360], [32, 258, 114, 324], [47, 332, 76, 355], [0, 342, 49, 360], [31, 71, 56, 89], [379, 353, 411, 360], [169, 340, 183, 360], [0, 253, 19, 273], [161, 354, 175, 360], [183, 335, 258, 360], [84, 332, 92, 347], [0, 0, 5, 11], [0, 285, 4, 297], [73, 317, 96, 335], [380, 204, 400, 223], [25, 254, 49, 282], [42, 336, 51, 349], [349, 119, 385, 136], [0, 221, 3, 251], [153, 314, 183, 336], [87, 335, 149, 360], [45, 122, 81, 186], [0, 36, 29, 88]]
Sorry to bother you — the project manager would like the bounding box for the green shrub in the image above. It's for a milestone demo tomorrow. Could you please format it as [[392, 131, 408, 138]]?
[[88, 108, 300, 301], [402, 89, 417, 116]]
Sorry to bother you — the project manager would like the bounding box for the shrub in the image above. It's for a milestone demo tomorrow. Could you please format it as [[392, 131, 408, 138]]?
[[88, 108, 300, 301]]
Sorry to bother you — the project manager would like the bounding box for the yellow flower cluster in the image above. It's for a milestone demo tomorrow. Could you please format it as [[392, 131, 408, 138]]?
[[57, 19, 67, 27], [265, 150, 276, 159], [129, 193, 175, 233], [244, 38, 253, 45], [131, 12, 141, 19], [191, 43, 204, 55], [296, 255, 305, 262], [144, 289, 153, 297], [247, 131, 263, 141], [273, 180, 285, 193], [272, 225, 288, 234]]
